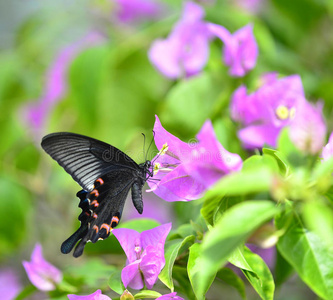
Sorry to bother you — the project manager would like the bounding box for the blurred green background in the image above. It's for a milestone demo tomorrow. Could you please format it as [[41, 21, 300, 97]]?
[[1, 0, 333, 299]]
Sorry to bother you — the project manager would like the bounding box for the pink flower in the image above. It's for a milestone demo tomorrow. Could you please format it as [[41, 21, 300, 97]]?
[[289, 101, 326, 154], [22, 243, 62, 291], [148, 116, 242, 201], [68, 289, 111, 300], [157, 292, 184, 300], [113, 223, 172, 290], [148, 1, 211, 79], [322, 132, 333, 161], [0, 268, 22, 300], [208, 23, 258, 77], [113, 0, 163, 23], [230, 74, 306, 149]]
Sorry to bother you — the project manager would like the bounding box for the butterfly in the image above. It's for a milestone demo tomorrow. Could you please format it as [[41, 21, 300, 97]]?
[[41, 132, 153, 257]]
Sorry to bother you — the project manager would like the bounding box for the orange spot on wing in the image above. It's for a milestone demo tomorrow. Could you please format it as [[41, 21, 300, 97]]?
[[96, 178, 104, 185], [93, 213, 98, 219], [100, 223, 111, 234], [90, 189, 99, 197], [91, 200, 99, 207], [111, 216, 119, 228], [93, 225, 99, 233]]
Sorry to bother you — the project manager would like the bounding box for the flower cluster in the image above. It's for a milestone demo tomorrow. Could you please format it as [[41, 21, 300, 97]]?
[[148, 116, 243, 201], [230, 73, 326, 152], [149, 1, 258, 79]]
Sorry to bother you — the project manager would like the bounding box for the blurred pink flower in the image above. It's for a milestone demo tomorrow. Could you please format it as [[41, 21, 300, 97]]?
[[148, 1, 211, 79], [322, 132, 333, 161], [22, 33, 104, 141], [147, 116, 242, 201], [234, 0, 265, 14], [68, 289, 111, 300], [0, 268, 22, 300], [123, 189, 174, 224], [113, 0, 163, 23], [208, 23, 258, 77], [289, 100, 326, 155], [22, 243, 62, 291], [157, 292, 184, 300], [230, 74, 306, 149], [113, 223, 171, 290]]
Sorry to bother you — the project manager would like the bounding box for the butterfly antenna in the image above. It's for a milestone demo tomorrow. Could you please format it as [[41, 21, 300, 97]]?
[[142, 133, 146, 161], [146, 130, 155, 160]]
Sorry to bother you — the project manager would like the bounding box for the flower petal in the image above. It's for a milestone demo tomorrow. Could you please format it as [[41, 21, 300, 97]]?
[[23, 243, 62, 291], [140, 223, 172, 252], [140, 246, 164, 289], [112, 228, 141, 263], [322, 132, 333, 161], [238, 124, 280, 149], [68, 289, 111, 300], [155, 164, 206, 201], [157, 292, 185, 300], [153, 116, 191, 158], [121, 261, 143, 290]]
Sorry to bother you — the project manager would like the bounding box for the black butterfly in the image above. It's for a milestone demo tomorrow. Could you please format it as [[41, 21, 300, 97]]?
[[41, 132, 153, 257]]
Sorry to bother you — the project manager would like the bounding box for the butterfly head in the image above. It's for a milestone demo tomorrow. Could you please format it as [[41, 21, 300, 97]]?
[[142, 160, 153, 179]]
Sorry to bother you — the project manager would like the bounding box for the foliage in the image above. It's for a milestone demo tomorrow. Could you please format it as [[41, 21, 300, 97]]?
[[1, 0, 333, 299]]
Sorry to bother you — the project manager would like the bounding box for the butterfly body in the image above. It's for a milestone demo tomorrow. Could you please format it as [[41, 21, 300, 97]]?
[[41, 132, 153, 257]]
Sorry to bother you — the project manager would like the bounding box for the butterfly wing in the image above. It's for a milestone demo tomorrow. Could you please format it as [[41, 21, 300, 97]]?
[[41, 132, 146, 256], [41, 132, 140, 191], [62, 171, 136, 257]]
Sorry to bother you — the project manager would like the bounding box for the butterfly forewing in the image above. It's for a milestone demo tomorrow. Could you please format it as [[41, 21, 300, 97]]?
[[41, 132, 152, 257], [41, 132, 140, 191]]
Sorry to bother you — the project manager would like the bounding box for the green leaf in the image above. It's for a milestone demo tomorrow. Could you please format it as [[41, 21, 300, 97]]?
[[209, 167, 273, 196], [159, 235, 195, 291], [216, 268, 246, 300], [262, 148, 290, 176], [213, 196, 243, 225], [14, 285, 37, 300], [197, 201, 279, 297], [201, 168, 273, 226], [172, 266, 196, 300], [133, 290, 162, 299], [276, 201, 333, 299], [188, 243, 216, 300], [241, 247, 275, 300], [228, 246, 254, 272], [118, 218, 160, 231], [311, 157, 333, 182], [65, 258, 116, 287], [302, 200, 333, 248], [277, 128, 306, 168], [108, 270, 124, 295], [160, 72, 222, 137], [274, 248, 294, 287]]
